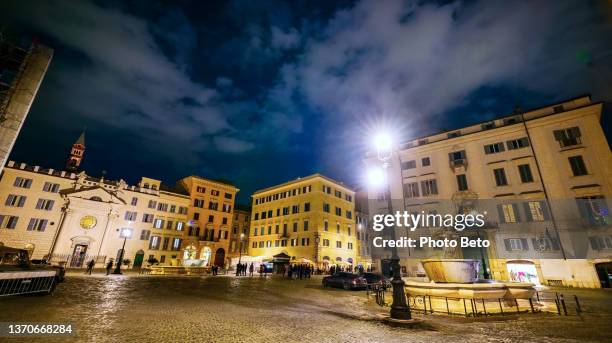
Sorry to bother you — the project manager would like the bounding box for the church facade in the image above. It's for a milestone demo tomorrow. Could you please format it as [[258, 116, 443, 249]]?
[[0, 134, 239, 269]]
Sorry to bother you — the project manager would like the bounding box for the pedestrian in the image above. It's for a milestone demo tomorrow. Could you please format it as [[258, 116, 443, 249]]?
[[287, 265, 293, 279], [259, 264, 264, 277], [85, 259, 95, 275], [105, 259, 113, 275], [249, 263, 254, 277]]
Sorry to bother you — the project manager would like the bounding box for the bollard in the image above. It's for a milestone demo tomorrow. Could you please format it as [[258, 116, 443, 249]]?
[[555, 292, 561, 315], [446, 297, 450, 315], [574, 295, 582, 314], [498, 298, 504, 315], [529, 298, 535, 313], [482, 299, 487, 316], [463, 298, 468, 317], [514, 298, 520, 314], [560, 294, 568, 316]]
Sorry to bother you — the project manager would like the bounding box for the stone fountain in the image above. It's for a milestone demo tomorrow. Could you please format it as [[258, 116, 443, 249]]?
[[405, 259, 536, 303]]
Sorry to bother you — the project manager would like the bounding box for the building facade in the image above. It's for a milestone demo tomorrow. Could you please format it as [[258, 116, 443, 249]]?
[[0, 161, 191, 268], [366, 95, 612, 288], [177, 176, 239, 268], [228, 205, 251, 260], [248, 174, 357, 270], [0, 40, 53, 174]]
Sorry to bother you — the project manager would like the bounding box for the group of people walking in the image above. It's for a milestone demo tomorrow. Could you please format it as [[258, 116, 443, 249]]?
[[235, 262, 254, 276]]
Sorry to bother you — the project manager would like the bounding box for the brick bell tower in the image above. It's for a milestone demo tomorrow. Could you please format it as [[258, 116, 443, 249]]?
[[66, 130, 85, 171]]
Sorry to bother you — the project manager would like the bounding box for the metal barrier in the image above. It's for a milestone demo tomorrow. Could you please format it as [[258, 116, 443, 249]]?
[[366, 288, 583, 317]]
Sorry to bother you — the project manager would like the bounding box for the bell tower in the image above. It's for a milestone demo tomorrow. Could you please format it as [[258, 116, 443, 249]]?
[[66, 131, 85, 171]]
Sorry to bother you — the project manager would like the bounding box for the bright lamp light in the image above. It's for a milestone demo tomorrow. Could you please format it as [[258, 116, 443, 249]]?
[[121, 228, 132, 238], [367, 167, 386, 188], [374, 132, 393, 151]]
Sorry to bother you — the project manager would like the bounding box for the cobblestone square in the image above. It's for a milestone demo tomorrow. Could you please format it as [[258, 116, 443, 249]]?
[[1, 274, 611, 343]]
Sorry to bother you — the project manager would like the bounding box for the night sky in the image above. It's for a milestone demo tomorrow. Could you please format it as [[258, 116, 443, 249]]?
[[1, 0, 611, 205]]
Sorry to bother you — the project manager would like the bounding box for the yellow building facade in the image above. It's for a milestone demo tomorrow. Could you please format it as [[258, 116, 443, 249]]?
[[177, 176, 239, 267], [366, 95, 612, 288], [228, 206, 251, 260], [248, 174, 357, 270]]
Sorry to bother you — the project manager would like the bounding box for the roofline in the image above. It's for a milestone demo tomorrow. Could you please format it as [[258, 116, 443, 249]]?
[[399, 94, 593, 145], [182, 175, 240, 190], [252, 173, 354, 196]]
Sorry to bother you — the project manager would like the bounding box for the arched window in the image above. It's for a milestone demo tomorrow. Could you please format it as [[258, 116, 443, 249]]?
[[143, 183, 149, 189]]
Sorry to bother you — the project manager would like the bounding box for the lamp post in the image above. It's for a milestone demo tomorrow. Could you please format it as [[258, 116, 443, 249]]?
[[372, 133, 412, 321], [112, 228, 132, 275]]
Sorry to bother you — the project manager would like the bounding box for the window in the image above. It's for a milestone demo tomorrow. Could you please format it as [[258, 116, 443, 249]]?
[[335, 190, 342, 198], [292, 205, 299, 214], [283, 223, 288, 235], [421, 157, 431, 167], [336, 241, 342, 248], [208, 202, 219, 211], [169, 205, 176, 213], [481, 122, 495, 130], [131, 197, 138, 206], [281, 240, 288, 247], [293, 222, 298, 232], [346, 211, 352, 219], [154, 219, 165, 229], [193, 213, 200, 220], [345, 194, 353, 202], [193, 199, 204, 208], [335, 207, 342, 216], [252, 242, 257, 248], [124, 211, 137, 221], [324, 221, 328, 231], [42, 182, 60, 193], [449, 150, 466, 166], [323, 185, 332, 194], [493, 168, 508, 186], [518, 164, 534, 183], [224, 192, 232, 199], [589, 236, 612, 250], [553, 127, 581, 147], [254, 213, 259, 220], [348, 243, 353, 250], [13, 177, 32, 189], [172, 238, 182, 250], [323, 203, 330, 213], [401, 160, 416, 170], [304, 203, 310, 212], [149, 236, 160, 249], [290, 239, 297, 247], [403, 182, 419, 198], [456, 174, 468, 191], [1, 216, 19, 229], [506, 137, 530, 150], [162, 237, 169, 250], [524, 201, 548, 222], [208, 215, 214, 223], [35, 199, 55, 211], [484, 142, 505, 154], [223, 204, 232, 213], [576, 196, 609, 226], [196, 186, 206, 193], [336, 223, 340, 234], [142, 214, 154, 223], [347, 225, 351, 236], [421, 179, 438, 196], [5, 194, 26, 207], [178, 207, 188, 214], [505, 238, 528, 251], [254, 227, 258, 236], [140, 230, 151, 240], [322, 239, 330, 247], [211, 190, 220, 196], [533, 237, 559, 251], [304, 220, 309, 231], [148, 200, 157, 209], [275, 225, 279, 234], [27, 218, 48, 231], [498, 204, 519, 223], [157, 203, 168, 211], [568, 156, 588, 176], [176, 222, 184, 231]]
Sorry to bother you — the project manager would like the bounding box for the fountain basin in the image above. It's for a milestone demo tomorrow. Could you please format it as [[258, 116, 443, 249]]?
[[421, 259, 479, 283], [405, 280, 535, 300]]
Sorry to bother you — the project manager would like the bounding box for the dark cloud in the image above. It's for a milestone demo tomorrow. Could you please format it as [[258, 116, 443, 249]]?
[[1, 0, 610, 203]]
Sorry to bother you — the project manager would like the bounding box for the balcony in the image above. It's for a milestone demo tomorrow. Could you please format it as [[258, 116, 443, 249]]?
[[450, 158, 468, 170]]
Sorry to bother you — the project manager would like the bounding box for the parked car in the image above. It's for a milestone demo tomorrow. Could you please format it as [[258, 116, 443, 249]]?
[[362, 273, 391, 289], [322, 272, 367, 290], [0, 246, 65, 296]]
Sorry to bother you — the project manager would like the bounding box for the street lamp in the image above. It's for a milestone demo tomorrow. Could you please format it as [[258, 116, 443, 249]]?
[[112, 228, 132, 275], [370, 131, 412, 321]]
